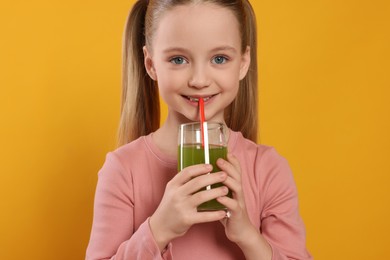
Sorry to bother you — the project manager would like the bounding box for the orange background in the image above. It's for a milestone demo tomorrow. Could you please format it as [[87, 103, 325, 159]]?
[[1, 0, 389, 259]]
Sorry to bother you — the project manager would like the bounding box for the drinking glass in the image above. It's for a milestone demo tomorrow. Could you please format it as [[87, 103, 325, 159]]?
[[178, 122, 232, 211]]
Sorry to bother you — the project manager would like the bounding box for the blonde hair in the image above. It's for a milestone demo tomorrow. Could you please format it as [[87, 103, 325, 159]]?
[[118, 0, 258, 146]]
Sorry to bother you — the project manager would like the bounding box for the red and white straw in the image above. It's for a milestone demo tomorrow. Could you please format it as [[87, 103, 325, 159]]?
[[199, 98, 210, 190]]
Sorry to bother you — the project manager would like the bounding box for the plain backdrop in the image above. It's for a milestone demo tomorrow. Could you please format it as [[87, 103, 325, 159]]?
[[1, 0, 389, 259]]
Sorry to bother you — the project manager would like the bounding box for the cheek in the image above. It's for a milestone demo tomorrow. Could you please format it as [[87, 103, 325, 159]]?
[[157, 72, 187, 91], [156, 75, 186, 105], [216, 72, 240, 91]]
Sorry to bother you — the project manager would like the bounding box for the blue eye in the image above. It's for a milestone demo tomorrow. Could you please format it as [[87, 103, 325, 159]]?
[[170, 57, 187, 64], [212, 56, 228, 64]]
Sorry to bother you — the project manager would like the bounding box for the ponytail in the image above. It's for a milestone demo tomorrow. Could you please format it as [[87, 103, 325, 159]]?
[[225, 0, 258, 143], [117, 0, 160, 146]]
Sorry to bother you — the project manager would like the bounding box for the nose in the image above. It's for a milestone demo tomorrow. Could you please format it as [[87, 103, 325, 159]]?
[[188, 64, 211, 89]]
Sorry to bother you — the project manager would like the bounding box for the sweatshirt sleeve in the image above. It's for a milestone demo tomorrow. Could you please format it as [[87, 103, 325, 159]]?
[[85, 152, 173, 260], [258, 148, 312, 260]]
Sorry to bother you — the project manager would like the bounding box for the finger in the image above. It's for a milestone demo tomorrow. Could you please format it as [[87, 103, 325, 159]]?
[[193, 210, 226, 224], [181, 171, 227, 195], [217, 157, 241, 182], [227, 153, 241, 173], [221, 175, 242, 197], [190, 185, 229, 206], [220, 176, 248, 212], [216, 196, 240, 214], [174, 164, 213, 185]]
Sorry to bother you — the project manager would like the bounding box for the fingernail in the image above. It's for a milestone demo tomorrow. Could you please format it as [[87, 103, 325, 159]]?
[[217, 158, 225, 165]]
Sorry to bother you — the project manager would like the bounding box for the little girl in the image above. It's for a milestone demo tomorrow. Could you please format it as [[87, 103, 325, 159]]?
[[86, 0, 312, 259]]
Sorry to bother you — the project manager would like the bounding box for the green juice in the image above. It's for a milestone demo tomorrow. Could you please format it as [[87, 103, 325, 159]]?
[[178, 144, 232, 211]]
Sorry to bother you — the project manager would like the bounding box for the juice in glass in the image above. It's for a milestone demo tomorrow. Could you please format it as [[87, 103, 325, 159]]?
[[178, 122, 232, 211]]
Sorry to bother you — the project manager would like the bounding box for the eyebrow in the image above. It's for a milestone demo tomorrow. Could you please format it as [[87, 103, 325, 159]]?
[[162, 47, 188, 54], [162, 46, 238, 54], [210, 46, 238, 53]]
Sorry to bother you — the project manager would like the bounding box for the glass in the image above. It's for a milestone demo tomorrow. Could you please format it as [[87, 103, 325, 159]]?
[[178, 122, 232, 211]]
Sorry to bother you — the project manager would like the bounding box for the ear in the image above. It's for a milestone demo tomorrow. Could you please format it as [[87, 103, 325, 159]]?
[[239, 46, 251, 80], [143, 46, 157, 80]]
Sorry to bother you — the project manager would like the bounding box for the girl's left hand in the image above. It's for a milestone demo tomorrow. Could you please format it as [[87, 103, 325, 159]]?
[[216, 153, 257, 244]]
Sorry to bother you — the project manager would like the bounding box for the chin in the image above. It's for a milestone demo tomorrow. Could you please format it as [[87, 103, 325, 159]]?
[[175, 112, 198, 124]]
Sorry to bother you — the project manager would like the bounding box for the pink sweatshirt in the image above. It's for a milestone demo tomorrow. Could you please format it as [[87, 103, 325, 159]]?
[[86, 130, 312, 259]]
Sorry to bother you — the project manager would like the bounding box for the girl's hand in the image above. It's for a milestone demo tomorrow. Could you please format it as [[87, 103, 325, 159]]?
[[216, 153, 258, 244], [149, 164, 228, 251], [216, 153, 272, 260]]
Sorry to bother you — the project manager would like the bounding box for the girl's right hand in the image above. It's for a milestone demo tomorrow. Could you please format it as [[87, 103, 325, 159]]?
[[149, 164, 228, 251]]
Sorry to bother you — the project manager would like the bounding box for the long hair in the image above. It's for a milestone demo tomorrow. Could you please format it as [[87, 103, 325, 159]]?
[[118, 0, 258, 146], [118, 0, 160, 146]]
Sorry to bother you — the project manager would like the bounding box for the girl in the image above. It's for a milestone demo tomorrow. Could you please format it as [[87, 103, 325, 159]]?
[[86, 0, 312, 259]]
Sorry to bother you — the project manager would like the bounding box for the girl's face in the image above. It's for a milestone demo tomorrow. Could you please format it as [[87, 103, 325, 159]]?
[[144, 3, 250, 124]]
